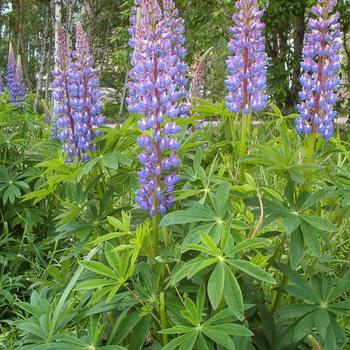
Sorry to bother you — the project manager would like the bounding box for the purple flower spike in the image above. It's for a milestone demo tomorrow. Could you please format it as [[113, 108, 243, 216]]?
[[52, 29, 80, 161], [6, 43, 21, 104], [225, 0, 268, 114], [52, 25, 105, 162], [0, 72, 4, 93], [296, 0, 341, 140], [12, 56, 26, 107], [69, 23, 105, 160], [128, 0, 188, 216]]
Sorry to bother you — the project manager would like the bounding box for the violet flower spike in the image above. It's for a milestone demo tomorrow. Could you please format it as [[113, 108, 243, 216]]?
[[225, 0, 268, 114], [0, 72, 4, 93], [296, 0, 341, 140], [12, 56, 26, 107], [69, 23, 105, 162], [6, 43, 17, 103], [51, 29, 80, 162], [128, 0, 185, 216]]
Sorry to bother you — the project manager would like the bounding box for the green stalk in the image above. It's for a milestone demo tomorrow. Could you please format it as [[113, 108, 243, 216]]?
[[159, 292, 168, 345], [271, 233, 289, 313], [152, 212, 160, 257], [239, 111, 252, 181], [305, 132, 317, 164]]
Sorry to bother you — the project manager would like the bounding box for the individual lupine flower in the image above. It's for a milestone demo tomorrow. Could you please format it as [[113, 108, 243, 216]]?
[[295, 0, 341, 140], [52, 29, 80, 161], [128, 0, 185, 216], [12, 56, 26, 107], [0, 72, 4, 93], [225, 0, 268, 114], [68, 23, 105, 162], [6, 43, 17, 101]]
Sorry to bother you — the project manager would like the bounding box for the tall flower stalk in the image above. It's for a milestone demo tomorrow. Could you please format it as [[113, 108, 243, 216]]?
[[225, 0, 267, 178], [52, 29, 79, 161], [296, 0, 341, 141], [6, 43, 16, 98], [52, 25, 105, 162], [128, 0, 187, 219], [6, 43, 26, 106], [13, 56, 26, 107]]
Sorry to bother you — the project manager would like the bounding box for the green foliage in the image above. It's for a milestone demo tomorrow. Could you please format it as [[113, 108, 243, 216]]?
[[1, 93, 350, 350]]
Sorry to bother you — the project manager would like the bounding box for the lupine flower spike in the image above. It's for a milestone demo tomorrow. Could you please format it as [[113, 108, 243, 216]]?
[[52, 25, 105, 162], [6, 43, 17, 103], [52, 29, 79, 161], [69, 23, 105, 162], [296, 0, 341, 140], [13, 56, 26, 107], [225, 0, 268, 114], [128, 0, 188, 216], [0, 72, 4, 93]]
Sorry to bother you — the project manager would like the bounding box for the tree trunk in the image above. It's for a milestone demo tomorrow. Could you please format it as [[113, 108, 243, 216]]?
[[51, 0, 62, 128], [13, 0, 32, 90], [286, 5, 306, 110], [66, 0, 77, 51], [34, 1, 50, 112]]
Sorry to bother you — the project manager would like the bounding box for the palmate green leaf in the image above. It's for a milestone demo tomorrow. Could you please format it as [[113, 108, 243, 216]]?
[[300, 216, 337, 232], [284, 215, 301, 235], [200, 232, 222, 256], [159, 204, 217, 226], [297, 187, 336, 211], [315, 308, 330, 339], [129, 315, 151, 350], [293, 311, 317, 342], [16, 321, 46, 339], [329, 271, 350, 301], [179, 331, 198, 350], [79, 261, 118, 279], [223, 266, 244, 320], [202, 326, 236, 349], [162, 332, 198, 350], [276, 304, 318, 320], [100, 152, 131, 169], [111, 309, 144, 344], [75, 279, 116, 290], [183, 297, 201, 325], [299, 221, 321, 257], [229, 260, 276, 284], [290, 228, 304, 269], [169, 258, 217, 286], [328, 301, 350, 316], [227, 238, 266, 256], [208, 262, 225, 310], [214, 181, 231, 217], [159, 325, 194, 335]]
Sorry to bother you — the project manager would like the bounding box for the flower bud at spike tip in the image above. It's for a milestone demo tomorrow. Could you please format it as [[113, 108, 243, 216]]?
[[296, 0, 341, 140]]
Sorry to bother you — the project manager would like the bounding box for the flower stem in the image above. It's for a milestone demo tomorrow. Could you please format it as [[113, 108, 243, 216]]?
[[239, 111, 252, 181], [159, 292, 168, 345], [152, 212, 160, 257]]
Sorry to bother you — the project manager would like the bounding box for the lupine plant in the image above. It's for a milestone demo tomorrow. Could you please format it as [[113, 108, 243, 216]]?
[[52, 24, 105, 162], [6, 43, 26, 106], [127, 0, 187, 218], [6, 43, 16, 97], [296, 0, 341, 141], [225, 0, 267, 178], [12, 57, 26, 108]]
